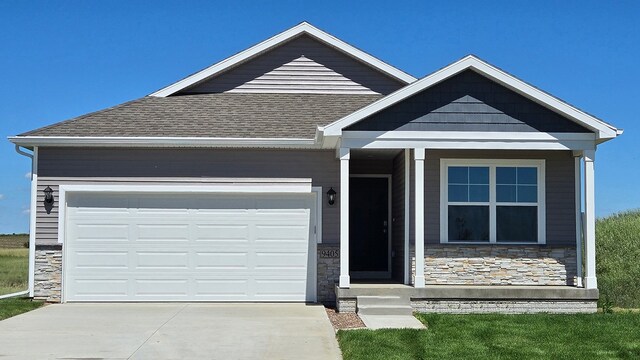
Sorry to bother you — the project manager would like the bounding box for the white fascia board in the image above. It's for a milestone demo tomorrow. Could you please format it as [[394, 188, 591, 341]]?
[[8, 136, 317, 148], [149, 22, 416, 97], [322, 55, 619, 140], [340, 131, 596, 150]]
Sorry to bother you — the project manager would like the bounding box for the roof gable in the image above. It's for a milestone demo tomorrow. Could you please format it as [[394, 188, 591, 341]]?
[[151, 22, 416, 97], [323, 56, 621, 141], [345, 69, 592, 133], [180, 35, 404, 95]]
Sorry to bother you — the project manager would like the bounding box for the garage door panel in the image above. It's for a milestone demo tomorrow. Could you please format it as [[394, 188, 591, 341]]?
[[135, 251, 189, 269], [194, 252, 248, 269], [193, 224, 250, 242], [72, 251, 129, 269], [65, 192, 316, 302]]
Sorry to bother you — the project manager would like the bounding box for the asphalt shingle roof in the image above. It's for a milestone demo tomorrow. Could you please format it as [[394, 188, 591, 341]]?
[[20, 93, 383, 138]]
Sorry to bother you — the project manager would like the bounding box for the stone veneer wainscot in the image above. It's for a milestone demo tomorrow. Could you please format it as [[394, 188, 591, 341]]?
[[411, 245, 577, 286]]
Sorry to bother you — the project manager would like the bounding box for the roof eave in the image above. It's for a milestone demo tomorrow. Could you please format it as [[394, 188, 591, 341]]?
[[8, 136, 319, 149]]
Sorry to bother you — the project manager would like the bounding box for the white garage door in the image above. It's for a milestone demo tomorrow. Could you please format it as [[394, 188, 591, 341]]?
[[64, 192, 316, 302]]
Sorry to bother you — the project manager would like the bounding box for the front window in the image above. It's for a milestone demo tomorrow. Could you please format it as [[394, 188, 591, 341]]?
[[441, 160, 545, 244]]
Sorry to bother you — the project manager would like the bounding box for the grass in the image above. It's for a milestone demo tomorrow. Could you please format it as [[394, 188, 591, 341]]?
[[0, 297, 42, 321], [0, 233, 29, 249], [597, 210, 640, 308], [0, 248, 29, 295], [337, 313, 640, 360]]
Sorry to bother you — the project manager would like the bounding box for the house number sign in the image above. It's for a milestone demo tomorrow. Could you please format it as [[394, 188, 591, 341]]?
[[320, 248, 339, 258]]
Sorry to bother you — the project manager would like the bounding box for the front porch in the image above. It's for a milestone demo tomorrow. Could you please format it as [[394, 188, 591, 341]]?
[[335, 283, 599, 313]]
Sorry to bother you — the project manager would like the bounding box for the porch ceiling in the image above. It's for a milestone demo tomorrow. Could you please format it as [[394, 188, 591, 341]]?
[[350, 149, 403, 160]]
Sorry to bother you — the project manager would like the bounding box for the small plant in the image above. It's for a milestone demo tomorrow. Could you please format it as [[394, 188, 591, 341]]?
[[601, 293, 614, 314]]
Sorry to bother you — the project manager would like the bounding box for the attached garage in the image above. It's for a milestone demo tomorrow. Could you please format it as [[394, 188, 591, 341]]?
[[60, 185, 319, 302]]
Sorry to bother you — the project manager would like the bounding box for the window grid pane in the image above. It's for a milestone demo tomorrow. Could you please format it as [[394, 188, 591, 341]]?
[[446, 163, 541, 244]]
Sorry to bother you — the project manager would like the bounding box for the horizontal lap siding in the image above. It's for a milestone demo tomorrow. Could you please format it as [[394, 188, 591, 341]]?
[[346, 70, 591, 133], [424, 150, 576, 246], [181, 35, 403, 95], [36, 148, 340, 246]]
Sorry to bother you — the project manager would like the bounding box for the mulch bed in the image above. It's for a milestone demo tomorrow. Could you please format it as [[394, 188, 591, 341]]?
[[325, 306, 366, 330]]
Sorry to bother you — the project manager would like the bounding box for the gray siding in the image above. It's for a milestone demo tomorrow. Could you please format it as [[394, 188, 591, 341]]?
[[346, 70, 592, 133], [180, 35, 404, 95], [36, 148, 341, 246], [424, 150, 576, 246]]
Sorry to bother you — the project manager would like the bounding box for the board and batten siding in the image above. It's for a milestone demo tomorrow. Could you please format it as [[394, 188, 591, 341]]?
[[424, 150, 577, 246], [35, 148, 340, 246], [180, 35, 404, 95]]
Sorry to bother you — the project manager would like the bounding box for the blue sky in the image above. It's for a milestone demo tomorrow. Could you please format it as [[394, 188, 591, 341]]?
[[0, 1, 638, 233]]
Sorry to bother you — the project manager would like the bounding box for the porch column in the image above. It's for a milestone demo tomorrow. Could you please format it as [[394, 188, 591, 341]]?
[[339, 148, 351, 288], [414, 148, 426, 288], [574, 153, 583, 288], [583, 150, 597, 289]]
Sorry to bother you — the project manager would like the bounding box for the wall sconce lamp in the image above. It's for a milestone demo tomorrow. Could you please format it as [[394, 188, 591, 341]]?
[[327, 187, 336, 206], [43, 186, 54, 204]]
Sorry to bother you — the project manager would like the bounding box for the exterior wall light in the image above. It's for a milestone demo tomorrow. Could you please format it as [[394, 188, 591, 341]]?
[[327, 187, 336, 206], [43, 186, 54, 204]]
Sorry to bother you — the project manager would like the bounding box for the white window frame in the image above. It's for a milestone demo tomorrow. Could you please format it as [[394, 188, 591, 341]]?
[[440, 159, 546, 244]]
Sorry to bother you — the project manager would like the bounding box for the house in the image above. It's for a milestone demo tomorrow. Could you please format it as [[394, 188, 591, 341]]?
[[10, 22, 621, 313]]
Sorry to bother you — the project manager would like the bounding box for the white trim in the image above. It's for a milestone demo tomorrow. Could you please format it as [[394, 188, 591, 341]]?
[[312, 186, 323, 244], [574, 155, 584, 288], [583, 150, 597, 289], [0, 290, 29, 300], [149, 22, 415, 97], [28, 147, 37, 297], [9, 136, 317, 148], [414, 148, 426, 288], [340, 131, 597, 151], [403, 149, 410, 285], [440, 158, 546, 245], [322, 55, 619, 140], [58, 182, 319, 303], [339, 148, 350, 288], [349, 174, 392, 279]]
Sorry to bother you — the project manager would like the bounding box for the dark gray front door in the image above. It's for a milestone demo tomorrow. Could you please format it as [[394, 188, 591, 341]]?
[[349, 176, 390, 278]]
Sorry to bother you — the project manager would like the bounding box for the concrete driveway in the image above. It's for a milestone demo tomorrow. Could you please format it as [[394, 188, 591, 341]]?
[[0, 303, 342, 360]]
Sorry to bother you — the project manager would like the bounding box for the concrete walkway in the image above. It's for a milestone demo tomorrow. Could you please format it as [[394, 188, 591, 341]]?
[[360, 314, 426, 330], [0, 303, 342, 360]]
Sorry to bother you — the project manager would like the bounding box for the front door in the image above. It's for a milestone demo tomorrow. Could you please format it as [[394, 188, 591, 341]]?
[[349, 176, 390, 279]]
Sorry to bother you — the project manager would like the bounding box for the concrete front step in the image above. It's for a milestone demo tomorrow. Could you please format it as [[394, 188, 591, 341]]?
[[356, 295, 413, 316], [357, 304, 414, 316], [357, 295, 408, 307]]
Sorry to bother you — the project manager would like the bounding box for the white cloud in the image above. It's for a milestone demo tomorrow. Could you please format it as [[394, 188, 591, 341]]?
[[0, 194, 5, 200], [25, 172, 32, 179], [22, 209, 30, 215]]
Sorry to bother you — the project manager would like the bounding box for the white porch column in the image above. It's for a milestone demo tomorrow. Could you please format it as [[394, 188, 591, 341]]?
[[574, 154, 583, 288], [414, 148, 426, 288], [583, 150, 597, 289], [339, 148, 351, 288]]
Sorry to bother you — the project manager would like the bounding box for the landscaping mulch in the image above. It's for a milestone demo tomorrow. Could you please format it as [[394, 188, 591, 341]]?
[[325, 306, 366, 330]]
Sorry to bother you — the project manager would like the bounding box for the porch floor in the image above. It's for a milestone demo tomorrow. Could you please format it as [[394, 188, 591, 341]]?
[[337, 284, 599, 300]]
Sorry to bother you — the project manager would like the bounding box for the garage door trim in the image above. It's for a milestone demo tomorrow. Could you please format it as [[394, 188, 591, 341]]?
[[57, 181, 320, 303]]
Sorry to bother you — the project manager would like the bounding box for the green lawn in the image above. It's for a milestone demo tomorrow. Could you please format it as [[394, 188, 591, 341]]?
[[0, 248, 29, 295], [337, 313, 640, 360], [0, 297, 42, 321]]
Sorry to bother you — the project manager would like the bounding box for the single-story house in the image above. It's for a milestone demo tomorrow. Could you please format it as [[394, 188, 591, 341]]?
[[10, 22, 621, 313]]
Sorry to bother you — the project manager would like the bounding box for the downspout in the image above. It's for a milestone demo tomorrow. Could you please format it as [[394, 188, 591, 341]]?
[[11, 145, 37, 298]]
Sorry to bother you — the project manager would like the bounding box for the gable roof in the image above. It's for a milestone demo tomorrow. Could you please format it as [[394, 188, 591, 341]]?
[[322, 55, 622, 141], [149, 22, 417, 97], [11, 93, 381, 147]]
